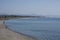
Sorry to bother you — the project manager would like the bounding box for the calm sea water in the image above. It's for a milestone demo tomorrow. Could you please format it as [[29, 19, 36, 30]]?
[[5, 18, 60, 40]]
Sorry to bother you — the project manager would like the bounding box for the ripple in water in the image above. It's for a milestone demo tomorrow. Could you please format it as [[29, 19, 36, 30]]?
[[5, 18, 60, 40]]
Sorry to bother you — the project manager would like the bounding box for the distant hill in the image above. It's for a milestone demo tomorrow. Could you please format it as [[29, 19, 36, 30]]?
[[0, 15, 40, 20]]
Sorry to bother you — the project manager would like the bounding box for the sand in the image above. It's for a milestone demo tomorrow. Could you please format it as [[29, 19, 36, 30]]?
[[0, 20, 36, 40]]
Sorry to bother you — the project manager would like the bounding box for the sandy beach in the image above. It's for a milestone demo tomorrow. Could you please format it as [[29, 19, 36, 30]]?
[[0, 20, 36, 40]]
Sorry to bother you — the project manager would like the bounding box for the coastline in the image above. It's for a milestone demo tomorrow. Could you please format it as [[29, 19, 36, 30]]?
[[0, 20, 37, 40]]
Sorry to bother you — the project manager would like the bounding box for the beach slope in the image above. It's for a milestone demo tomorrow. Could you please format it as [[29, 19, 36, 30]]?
[[0, 20, 35, 40]]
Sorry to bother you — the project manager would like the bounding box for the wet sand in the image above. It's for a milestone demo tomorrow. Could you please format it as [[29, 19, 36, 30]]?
[[0, 20, 36, 40]]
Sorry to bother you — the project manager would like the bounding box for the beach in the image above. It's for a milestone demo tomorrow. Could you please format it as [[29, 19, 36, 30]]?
[[0, 20, 36, 40]]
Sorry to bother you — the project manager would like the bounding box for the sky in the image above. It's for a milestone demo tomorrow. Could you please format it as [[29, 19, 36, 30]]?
[[0, 0, 60, 17]]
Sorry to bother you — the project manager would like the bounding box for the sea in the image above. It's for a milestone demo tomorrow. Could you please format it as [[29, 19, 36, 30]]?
[[5, 18, 60, 40]]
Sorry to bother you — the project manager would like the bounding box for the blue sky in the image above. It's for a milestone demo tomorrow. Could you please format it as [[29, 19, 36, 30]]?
[[0, 0, 60, 17]]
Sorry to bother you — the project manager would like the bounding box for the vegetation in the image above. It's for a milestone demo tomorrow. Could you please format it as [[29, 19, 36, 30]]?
[[0, 15, 40, 20]]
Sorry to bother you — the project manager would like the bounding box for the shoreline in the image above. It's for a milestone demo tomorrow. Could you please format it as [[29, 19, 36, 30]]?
[[0, 20, 37, 40], [6, 26, 37, 40]]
